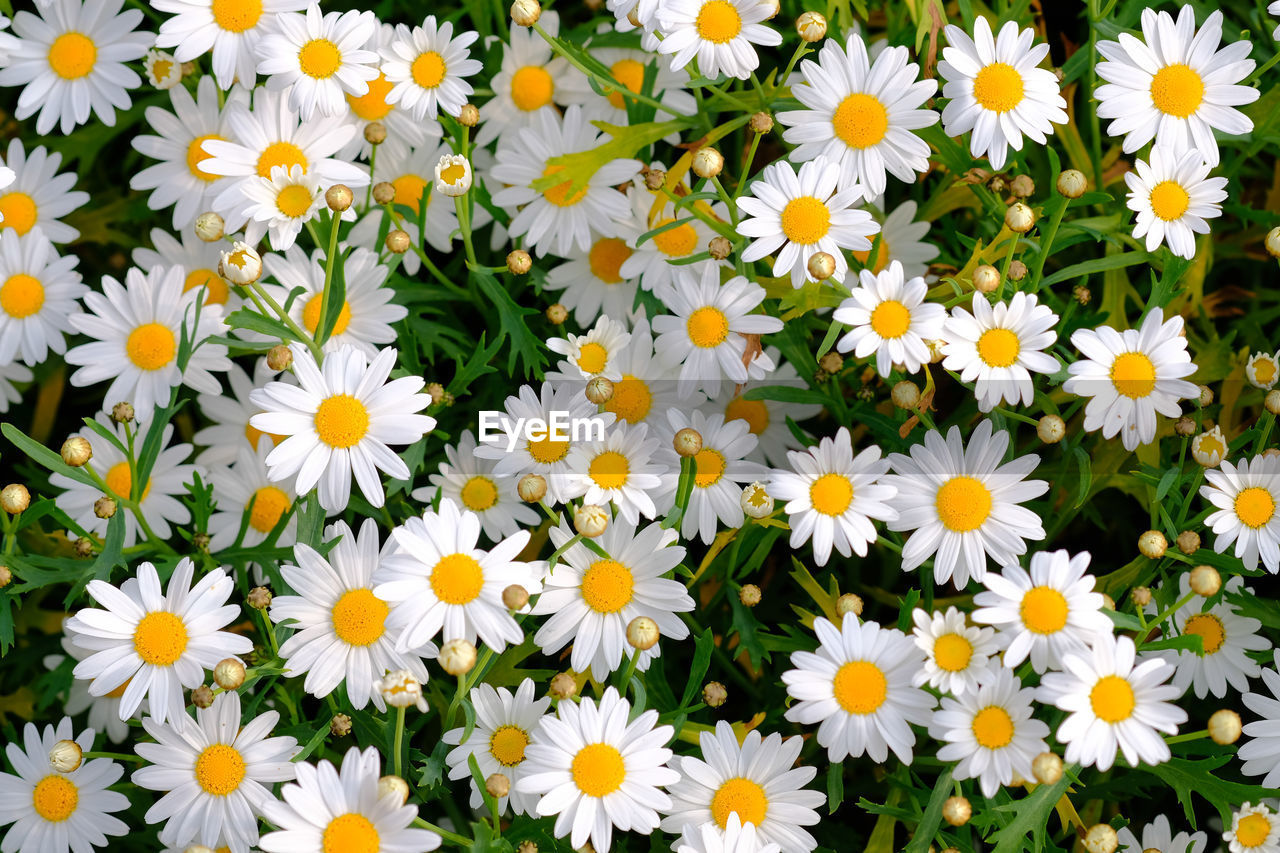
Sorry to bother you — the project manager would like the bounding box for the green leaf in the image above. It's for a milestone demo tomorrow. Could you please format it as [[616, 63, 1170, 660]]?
[[533, 119, 691, 200], [314, 242, 350, 346], [226, 308, 299, 342], [2, 423, 97, 488], [67, 513, 125, 606], [1041, 251, 1153, 288], [1146, 755, 1278, 826], [741, 385, 828, 406], [903, 769, 953, 853], [986, 765, 1075, 853], [470, 268, 547, 379], [678, 629, 714, 709], [826, 762, 844, 815]]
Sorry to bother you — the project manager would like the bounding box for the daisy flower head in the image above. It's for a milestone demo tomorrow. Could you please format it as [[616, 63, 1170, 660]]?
[[0, 139, 89, 242], [1156, 574, 1267, 698], [1226, 804, 1280, 853], [563, 421, 675, 525], [241, 164, 326, 250], [911, 606, 1000, 696], [143, 48, 182, 89], [1241, 652, 1280, 787], [64, 558, 252, 725], [711, 347, 822, 467], [1124, 146, 1227, 259], [833, 259, 946, 378], [1117, 814, 1207, 853], [132, 226, 240, 313], [413, 429, 541, 542], [783, 613, 936, 763], [1248, 351, 1280, 391], [660, 720, 825, 853], [1063, 307, 1200, 452], [1038, 633, 1187, 771], [0, 227, 85, 366], [207, 436, 299, 553], [442, 679, 552, 816], [152, 0, 308, 89], [1200, 452, 1280, 574], [675, 813, 783, 853], [0, 0, 150, 135], [248, 343, 435, 513], [856, 199, 939, 281], [531, 516, 692, 680], [778, 33, 939, 196], [548, 314, 633, 381], [665, 409, 768, 544], [132, 689, 300, 852], [768, 426, 899, 566], [66, 264, 230, 417], [655, 0, 783, 80], [257, 7, 380, 119], [884, 419, 1049, 588], [937, 16, 1067, 170], [0, 718, 129, 853], [381, 16, 481, 120], [475, 10, 572, 148], [941, 291, 1060, 412], [1095, 7, 1258, 168], [737, 156, 879, 287], [542, 234, 642, 327], [516, 685, 678, 852]]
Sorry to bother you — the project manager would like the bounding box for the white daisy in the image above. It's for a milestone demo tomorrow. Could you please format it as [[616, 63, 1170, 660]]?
[[442, 679, 552, 816], [563, 421, 676, 525], [193, 358, 287, 467], [1200, 453, 1280, 574], [1226, 804, 1280, 853], [941, 291, 1060, 412], [666, 409, 769, 545], [1248, 351, 1280, 391], [601, 316, 694, 441], [413, 429, 541, 542], [543, 235, 643, 327], [381, 16, 481, 120], [45, 629, 137, 743], [257, 7, 379, 119], [710, 348, 822, 467], [207, 436, 298, 552], [1241, 652, 1280, 787], [910, 606, 1000, 697], [557, 44, 696, 130], [151, 0, 308, 89], [1156, 574, 1267, 698], [655, 0, 782, 81], [617, 170, 727, 298], [143, 48, 182, 89], [548, 314, 633, 381], [0, 227, 85, 366], [132, 226, 239, 312], [240, 164, 326, 250], [0, 139, 89, 242], [1125, 145, 1227, 259], [1117, 814, 1207, 853], [675, 813, 783, 853], [475, 10, 573, 148], [855, 199, 939, 281], [833, 259, 946, 378]]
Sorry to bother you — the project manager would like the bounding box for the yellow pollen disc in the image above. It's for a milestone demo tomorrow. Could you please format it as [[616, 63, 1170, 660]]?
[[133, 610, 188, 666], [1089, 674, 1136, 723], [392, 173, 428, 210], [184, 268, 229, 305], [1150, 63, 1204, 119], [411, 51, 446, 89], [607, 59, 646, 110], [1236, 814, 1274, 849], [934, 476, 992, 532], [313, 394, 370, 448], [832, 92, 889, 149], [710, 777, 769, 828], [298, 37, 341, 79], [581, 559, 635, 613], [1019, 585, 1068, 635], [347, 72, 394, 120], [809, 472, 853, 516], [256, 141, 308, 180], [275, 183, 315, 218], [211, 0, 263, 32], [0, 192, 37, 235], [48, 32, 97, 80], [330, 588, 389, 646], [540, 164, 588, 207], [869, 300, 910, 339], [246, 485, 290, 533], [1255, 358, 1278, 386], [780, 196, 832, 245], [460, 476, 499, 511], [1149, 180, 1190, 222], [1197, 432, 1227, 460], [301, 294, 352, 335], [577, 341, 609, 374], [686, 306, 729, 348], [105, 461, 153, 502], [851, 240, 889, 273], [511, 65, 554, 112], [0, 273, 45, 318], [652, 217, 698, 257], [489, 725, 530, 767], [440, 162, 466, 186], [323, 813, 379, 853], [695, 0, 742, 43], [1183, 613, 1225, 655], [589, 237, 632, 283], [527, 434, 570, 464], [724, 396, 769, 434], [977, 328, 1021, 368], [126, 322, 176, 371], [245, 421, 285, 449], [195, 743, 246, 796], [694, 448, 725, 487], [1110, 351, 1157, 399], [971, 705, 1015, 749], [186, 134, 224, 182], [1235, 487, 1276, 529], [832, 660, 887, 714], [151, 58, 175, 81], [430, 553, 485, 605], [589, 451, 630, 489], [571, 743, 626, 797], [972, 62, 1025, 113], [32, 775, 78, 822], [932, 633, 973, 672], [606, 375, 652, 423]]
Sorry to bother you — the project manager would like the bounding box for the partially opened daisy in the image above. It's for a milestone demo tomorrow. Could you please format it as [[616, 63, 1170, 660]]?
[[152, 0, 309, 89], [1117, 814, 1207, 853], [1200, 452, 1280, 574], [618, 170, 726, 298], [413, 430, 541, 542], [381, 16, 481, 120], [937, 16, 1067, 169], [562, 421, 675, 524], [1226, 804, 1280, 853], [1241, 652, 1280, 787], [1063, 308, 1199, 452], [910, 606, 1000, 697], [0, 227, 85, 366], [884, 419, 1049, 588], [257, 7, 380, 119], [240, 164, 326, 250], [249, 343, 435, 512], [516, 685, 678, 852], [0, 139, 90, 242], [1038, 633, 1186, 771], [655, 0, 782, 80], [64, 558, 252, 725], [833, 259, 945, 378], [1124, 146, 1226, 259], [1096, 7, 1258, 167], [1155, 574, 1267, 699], [442, 679, 552, 816], [942, 291, 1060, 412], [778, 34, 939, 196], [1248, 351, 1280, 391], [768, 426, 898, 566], [666, 409, 768, 544]]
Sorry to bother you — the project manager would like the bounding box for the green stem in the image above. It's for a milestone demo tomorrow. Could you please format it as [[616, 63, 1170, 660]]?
[[532, 21, 670, 114], [313, 212, 343, 348], [83, 750, 146, 764], [412, 817, 471, 847], [1164, 728, 1208, 745], [393, 704, 406, 778], [1247, 50, 1280, 87], [1029, 197, 1069, 290], [248, 281, 323, 362], [616, 649, 642, 702]]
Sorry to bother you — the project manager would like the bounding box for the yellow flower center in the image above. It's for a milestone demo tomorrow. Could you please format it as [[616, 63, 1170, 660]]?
[[540, 164, 588, 207], [576, 341, 609, 375], [460, 476, 499, 511], [1235, 487, 1276, 529], [256, 141, 308, 180], [126, 322, 176, 370], [686, 306, 730, 348], [330, 588, 389, 647], [48, 32, 97, 80], [489, 725, 530, 767], [1110, 351, 1157, 399], [430, 553, 485, 605], [32, 775, 78, 822], [1255, 357, 1279, 386], [606, 59, 646, 110], [0, 192, 37, 235], [195, 743, 246, 796], [313, 394, 370, 449], [527, 434, 570, 464], [588, 451, 630, 489], [780, 196, 831, 245], [275, 183, 315, 218], [0, 273, 45, 318], [832, 92, 889, 149], [606, 376, 652, 423], [1089, 674, 1136, 723], [832, 660, 887, 714], [869, 300, 911, 339], [977, 328, 1021, 368], [133, 610, 188, 666], [588, 237, 631, 283], [246, 485, 290, 533], [695, 0, 742, 43], [652, 217, 698, 257], [184, 269, 229, 305], [105, 461, 152, 502], [724, 396, 769, 434], [694, 448, 725, 487], [571, 743, 626, 797], [411, 51, 447, 89], [347, 72, 394, 121], [1149, 180, 1190, 222], [1020, 585, 1068, 635], [298, 38, 341, 79], [852, 240, 890, 274], [809, 472, 853, 516], [511, 65, 554, 112], [1149, 63, 1204, 119], [439, 161, 467, 187], [710, 777, 768, 828], [581, 559, 635, 613], [972, 63, 1024, 113], [211, 0, 263, 32], [1183, 613, 1225, 655], [390, 173, 427, 212], [151, 57, 176, 81], [971, 705, 1015, 749], [932, 632, 973, 672], [1236, 814, 1274, 849], [323, 813, 379, 853], [934, 476, 992, 532], [187, 134, 224, 182], [301, 294, 352, 335]]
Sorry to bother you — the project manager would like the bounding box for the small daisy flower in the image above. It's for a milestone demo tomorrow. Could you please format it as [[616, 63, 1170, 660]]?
[[65, 558, 252, 725], [783, 613, 936, 763], [193, 358, 287, 467], [618, 171, 726, 298], [1064, 308, 1200, 452], [1248, 351, 1280, 390], [143, 48, 182, 89], [1241, 652, 1280, 787], [558, 45, 696, 130], [676, 814, 783, 853], [1192, 425, 1228, 469], [666, 409, 769, 544], [413, 430, 541, 542], [563, 421, 675, 525], [1227, 804, 1280, 853], [0, 718, 129, 853], [660, 721, 825, 853], [778, 34, 939, 196], [0, 227, 85, 366], [833, 259, 945, 378], [543, 235, 642, 326], [240, 164, 326, 250], [132, 226, 238, 311], [548, 314, 633, 381], [0, 139, 89, 242], [941, 291, 1060, 412], [937, 16, 1067, 170], [655, 0, 782, 81], [257, 7, 380, 119], [1200, 453, 1280, 574], [442, 679, 552, 816], [1038, 633, 1187, 771], [711, 348, 822, 467], [1124, 146, 1227, 259], [381, 16, 481, 120], [737, 156, 878, 288], [1096, 7, 1258, 168], [249, 343, 435, 513], [475, 10, 572, 148], [132, 690, 300, 852], [151, 0, 308, 89], [1117, 814, 1207, 853], [855, 199, 939, 281], [1157, 574, 1268, 698], [516, 686, 678, 853], [207, 436, 299, 553], [768, 426, 898, 566], [911, 606, 1000, 697]]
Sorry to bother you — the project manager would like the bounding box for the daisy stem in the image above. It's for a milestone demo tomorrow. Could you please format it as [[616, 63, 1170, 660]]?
[[993, 407, 1040, 427], [413, 817, 472, 847], [314, 211, 343, 347], [1163, 728, 1208, 745], [1028, 197, 1070, 291], [616, 649, 642, 701], [1255, 411, 1276, 455], [1247, 51, 1280, 88], [664, 456, 696, 532], [546, 532, 584, 571], [257, 607, 279, 658], [393, 704, 406, 778], [996, 231, 1020, 299], [246, 281, 324, 363], [709, 176, 739, 228], [364, 144, 379, 210], [530, 22, 670, 115], [731, 131, 764, 203], [1148, 589, 1199, 635], [82, 750, 146, 763]]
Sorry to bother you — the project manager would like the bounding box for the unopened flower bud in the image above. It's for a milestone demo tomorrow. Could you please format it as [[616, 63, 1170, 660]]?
[[626, 615, 660, 650], [1084, 824, 1118, 853], [325, 184, 353, 212], [373, 182, 396, 205], [1268, 389, 1280, 415], [1174, 415, 1196, 437], [220, 242, 262, 285], [213, 658, 245, 689], [439, 638, 478, 676], [1005, 202, 1035, 233], [1009, 175, 1035, 198], [510, 0, 541, 26], [49, 739, 82, 772], [1189, 565, 1221, 597], [1176, 530, 1200, 555], [1131, 586, 1152, 607], [942, 796, 971, 827], [247, 586, 273, 610], [1057, 169, 1087, 199], [517, 842, 538, 853], [330, 713, 352, 736], [708, 236, 731, 260], [486, 772, 511, 798], [1, 484, 29, 514], [184, 846, 215, 853], [891, 380, 920, 410], [644, 169, 666, 192], [818, 351, 843, 374], [363, 122, 387, 145], [1032, 751, 1062, 784], [458, 103, 480, 127], [61, 436, 92, 467], [585, 376, 614, 404], [435, 154, 472, 197], [1266, 227, 1280, 259], [93, 497, 116, 519], [379, 774, 410, 805], [546, 303, 568, 325], [194, 211, 224, 242], [111, 402, 134, 424], [972, 264, 1000, 294], [549, 672, 577, 700], [1209, 709, 1242, 745], [574, 504, 609, 538], [503, 584, 530, 610], [796, 10, 826, 41], [507, 250, 532, 275], [807, 251, 836, 281], [1008, 259, 1028, 281], [741, 481, 774, 519], [191, 685, 214, 708], [702, 681, 727, 707], [674, 428, 702, 457], [0, 565, 10, 587], [739, 584, 761, 607], [517, 474, 547, 503], [1138, 530, 1167, 559], [74, 538, 93, 558], [1074, 284, 1092, 305], [836, 592, 863, 617], [691, 147, 724, 179], [266, 345, 293, 372], [385, 229, 410, 254], [1037, 414, 1065, 444], [1197, 385, 1213, 407], [750, 112, 773, 134]]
